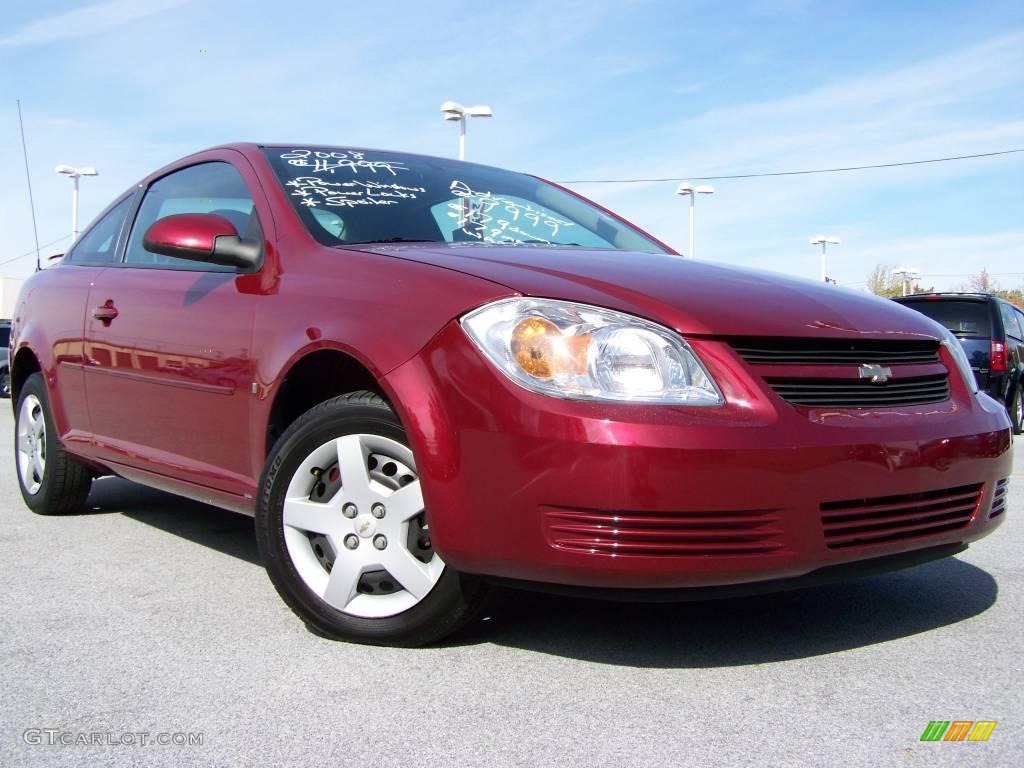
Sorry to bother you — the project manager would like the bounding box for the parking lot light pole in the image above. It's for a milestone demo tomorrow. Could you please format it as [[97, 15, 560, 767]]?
[[675, 183, 714, 258], [441, 101, 493, 160], [56, 165, 98, 241], [810, 235, 840, 283]]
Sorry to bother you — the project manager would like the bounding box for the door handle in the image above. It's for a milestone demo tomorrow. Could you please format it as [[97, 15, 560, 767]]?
[[93, 301, 119, 324]]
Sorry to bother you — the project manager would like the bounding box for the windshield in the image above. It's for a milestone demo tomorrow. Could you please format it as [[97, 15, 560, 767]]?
[[263, 147, 667, 253]]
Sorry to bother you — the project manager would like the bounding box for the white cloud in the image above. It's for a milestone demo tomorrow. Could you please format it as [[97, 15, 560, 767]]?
[[560, 30, 1024, 287], [0, 0, 192, 48]]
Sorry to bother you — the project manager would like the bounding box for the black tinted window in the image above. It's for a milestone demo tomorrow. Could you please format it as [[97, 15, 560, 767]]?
[[0, 325, 10, 348], [68, 196, 132, 264], [125, 162, 259, 271], [899, 300, 992, 338], [999, 302, 1022, 339]]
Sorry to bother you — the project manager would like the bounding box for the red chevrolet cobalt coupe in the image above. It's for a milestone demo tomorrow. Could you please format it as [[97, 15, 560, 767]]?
[[9, 144, 1011, 645]]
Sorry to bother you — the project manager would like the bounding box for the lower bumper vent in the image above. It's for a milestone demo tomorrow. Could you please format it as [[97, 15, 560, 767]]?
[[821, 484, 982, 550], [989, 479, 1009, 519], [542, 507, 785, 556]]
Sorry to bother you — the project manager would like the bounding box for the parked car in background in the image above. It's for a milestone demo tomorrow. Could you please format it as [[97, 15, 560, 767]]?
[[1, 319, 12, 398], [6, 144, 1013, 646], [894, 293, 1024, 434]]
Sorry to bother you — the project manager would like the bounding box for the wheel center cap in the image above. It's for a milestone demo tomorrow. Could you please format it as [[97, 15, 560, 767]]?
[[353, 514, 377, 538]]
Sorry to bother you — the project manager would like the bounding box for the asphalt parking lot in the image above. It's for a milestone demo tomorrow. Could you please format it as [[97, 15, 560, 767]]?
[[1, 407, 1021, 768]]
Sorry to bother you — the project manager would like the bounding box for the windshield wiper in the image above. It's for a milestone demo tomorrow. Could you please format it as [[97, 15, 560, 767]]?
[[341, 238, 440, 245], [510, 240, 585, 246]]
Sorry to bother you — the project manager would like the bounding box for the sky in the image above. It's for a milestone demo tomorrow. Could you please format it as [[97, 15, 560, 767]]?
[[1, 0, 1022, 291]]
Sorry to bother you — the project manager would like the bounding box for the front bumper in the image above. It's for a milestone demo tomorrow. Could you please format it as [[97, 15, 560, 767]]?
[[384, 322, 1012, 590]]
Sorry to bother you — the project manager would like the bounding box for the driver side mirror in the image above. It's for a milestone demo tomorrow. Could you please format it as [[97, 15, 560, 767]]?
[[143, 213, 262, 271]]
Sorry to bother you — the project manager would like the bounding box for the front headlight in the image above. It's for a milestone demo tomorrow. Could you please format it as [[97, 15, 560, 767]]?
[[939, 328, 979, 395], [460, 297, 723, 405]]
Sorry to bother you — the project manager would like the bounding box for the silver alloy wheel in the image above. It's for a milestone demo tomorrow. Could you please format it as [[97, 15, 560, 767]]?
[[282, 433, 444, 618], [1016, 389, 1023, 427], [17, 394, 47, 495]]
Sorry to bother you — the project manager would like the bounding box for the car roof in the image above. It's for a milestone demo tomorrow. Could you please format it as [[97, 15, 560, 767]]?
[[157, 143, 536, 181], [895, 292, 994, 303], [172, 142, 509, 171]]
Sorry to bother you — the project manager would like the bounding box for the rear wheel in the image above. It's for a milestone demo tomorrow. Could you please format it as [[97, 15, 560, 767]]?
[[256, 391, 489, 646], [15, 373, 92, 514]]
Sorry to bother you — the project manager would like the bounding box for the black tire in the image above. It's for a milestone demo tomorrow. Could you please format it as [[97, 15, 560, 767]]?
[[1010, 385, 1023, 435], [0, 367, 11, 399], [255, 390, 490, 646], [15, 373, 92, 514]]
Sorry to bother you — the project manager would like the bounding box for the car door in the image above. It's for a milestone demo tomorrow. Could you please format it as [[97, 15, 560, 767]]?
[[31, 194, 135, 453], [999, 301, 1024, 399], [84, 158, 264, 499]]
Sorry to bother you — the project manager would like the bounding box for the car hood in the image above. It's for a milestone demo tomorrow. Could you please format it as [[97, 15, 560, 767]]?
[[355, 243, 943, 340]]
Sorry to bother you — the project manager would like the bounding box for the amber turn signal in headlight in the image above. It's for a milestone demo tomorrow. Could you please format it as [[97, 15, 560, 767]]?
[[461, 298, 723, 404], [510, 317, 590, 379]]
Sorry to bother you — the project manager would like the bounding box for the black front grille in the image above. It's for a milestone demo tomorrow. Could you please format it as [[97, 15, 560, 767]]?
[[730, 337, 940, 365], [990, 479, 1009, 519], [764, 374, 950, 408]]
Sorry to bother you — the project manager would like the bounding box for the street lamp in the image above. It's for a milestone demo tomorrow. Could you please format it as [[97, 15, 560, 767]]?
[[56, 164, 98, 241], [675, 182, 714, 259], [441, 101, 492, 161], [810, 235, 840, 283], [892, 267, 920, 296]]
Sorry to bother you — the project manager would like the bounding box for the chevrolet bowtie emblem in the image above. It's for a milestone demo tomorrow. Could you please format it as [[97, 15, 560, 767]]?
[[859, 363, 893, 384]]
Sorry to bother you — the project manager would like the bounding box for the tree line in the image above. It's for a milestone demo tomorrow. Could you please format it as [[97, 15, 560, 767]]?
[[866, 265, 1024, 308]]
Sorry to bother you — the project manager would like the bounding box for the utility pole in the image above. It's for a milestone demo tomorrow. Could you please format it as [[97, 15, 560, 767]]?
[[892, 267, 920, 296]]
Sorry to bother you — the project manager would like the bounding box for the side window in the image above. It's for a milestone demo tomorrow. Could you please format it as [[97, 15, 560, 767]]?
[[310, 208, 346, 239], [999, 302, 1022, 340], [67, 196, 133, 265], [124, 162, 260, 270]]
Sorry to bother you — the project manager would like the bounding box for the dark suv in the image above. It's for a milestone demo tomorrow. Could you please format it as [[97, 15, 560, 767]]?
[[1, 319, 11, 399], [895, 293, 1023, 433]]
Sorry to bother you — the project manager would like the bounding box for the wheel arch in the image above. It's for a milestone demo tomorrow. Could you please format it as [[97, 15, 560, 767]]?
[[10, 345, 42, 408], [1007, 363, 1024, 401], [264, 346, 413, 457]]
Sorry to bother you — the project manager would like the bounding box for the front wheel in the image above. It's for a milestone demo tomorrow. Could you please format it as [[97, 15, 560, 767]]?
[[256, 391, 489, 646]]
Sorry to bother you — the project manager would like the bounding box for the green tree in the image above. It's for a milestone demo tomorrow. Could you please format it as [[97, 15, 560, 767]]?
[[866, 263, 902, 297], [957, 269, 1024, 309], [866, 264, 933, 297]]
